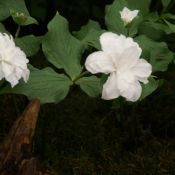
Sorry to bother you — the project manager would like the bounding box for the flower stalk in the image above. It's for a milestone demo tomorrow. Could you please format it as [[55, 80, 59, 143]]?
[[15, 25, 21, 38], [72, 71, 89, 83]]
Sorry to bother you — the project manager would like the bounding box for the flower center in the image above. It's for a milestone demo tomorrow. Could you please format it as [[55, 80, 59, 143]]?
[[110, 55, 118, 71], [113, 63, 117, 69]]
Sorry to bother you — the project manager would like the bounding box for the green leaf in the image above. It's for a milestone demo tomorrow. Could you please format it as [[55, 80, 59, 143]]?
[[164, 19, 175, 33], [150, 48, 174, 72], [0, 23, 9, 33], [42, 13, 83, 80], [82, 29, 104, 50], [140, 77, 159, 100], [0, 0, 29, 20], [162, 13, 175, 20], [126, 0, 150, 15], [15, 35, 42, 57], [145, 12, 160, 22], [5, 0, 29, 14], [74, 20, 101, 40], [11, 10, 38, 26], [73, 20, 104, 50], [105, 0, 127, 34], [139, 21, 171, 40], [21, 16, 38, 26], [1, 67, 72, 104], [140, 13, 172, 38], [161, 0, 171, 8], [75, 76, 102, 97], [11, 10, 27, 25], [135, 35, 173, 72], [128, 15, 143, 37], [0, 3, 9, 21], [105, 0, 146, 35], [135, 35, 164, 58]]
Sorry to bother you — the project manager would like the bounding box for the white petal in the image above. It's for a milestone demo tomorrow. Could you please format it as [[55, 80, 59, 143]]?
[[120, 7, 139, 25], [121, 80, 142, 102], [100, 32, 123, 56], [117, 70, 135, 89], [129, 10, 139, 21], [6, 74, 19, 87], [13, 48, 28, 67], [116, 71, 141, 102], [22, 68, 30, 82], [121, 7, 130, 14], [85, 51, 115, 74], [2, 62, 14, 77], [102, 72, 120, 100], [0, 63, 4, 80], [131, 59, 152, 84], [0, 33, 30, 86], [120, 7, 131, 24], [117, 46, 141, 71], [100, 32, 141, 58]]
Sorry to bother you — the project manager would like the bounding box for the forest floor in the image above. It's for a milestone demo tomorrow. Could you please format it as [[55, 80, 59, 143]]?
[[0, 80, 175, 175]]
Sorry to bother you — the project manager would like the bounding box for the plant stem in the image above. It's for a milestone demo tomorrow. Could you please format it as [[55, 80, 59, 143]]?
[[15, 25, 21, 38], [72, 71, 89, 83]]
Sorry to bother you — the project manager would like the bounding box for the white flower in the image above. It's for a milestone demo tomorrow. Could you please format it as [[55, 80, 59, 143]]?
[[0, 33, 30, 87], [85, 32, 152, 102], [120, 7, 139, 26]]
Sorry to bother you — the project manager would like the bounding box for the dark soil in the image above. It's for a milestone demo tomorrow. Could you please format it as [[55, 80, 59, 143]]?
[[1, 83, 175, 175]]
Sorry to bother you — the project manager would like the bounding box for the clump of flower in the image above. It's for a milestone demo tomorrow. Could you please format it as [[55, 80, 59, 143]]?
[[0, 33, 30, 87], [85, 32, 152, 102], [120, 7, 139, 26]]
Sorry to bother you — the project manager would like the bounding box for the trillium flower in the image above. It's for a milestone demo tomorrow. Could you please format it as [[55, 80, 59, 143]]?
[[120, 7, 139, 26], [85, 32, 152, 102], [0, 33, 30, 87]]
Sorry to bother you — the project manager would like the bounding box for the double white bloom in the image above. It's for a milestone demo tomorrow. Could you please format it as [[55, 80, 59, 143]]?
[[0, 33, 30, 87], [85, 32, 152, 102], [120, 7, 139, 26]]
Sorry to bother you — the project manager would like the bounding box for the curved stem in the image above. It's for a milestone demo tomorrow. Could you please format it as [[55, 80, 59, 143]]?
[[15, 25, 21, 38]]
